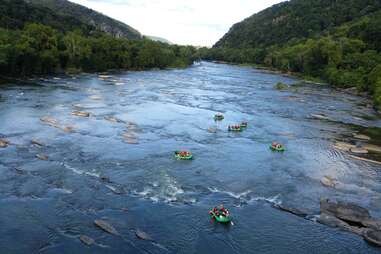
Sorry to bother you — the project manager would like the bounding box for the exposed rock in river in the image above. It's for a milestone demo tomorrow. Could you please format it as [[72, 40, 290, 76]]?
[[320, 198, 371, 224], [94, 219, 119, 235], [310, 113, 330, 120], [135, 229, 153, 241], [123, 132, 139, 144], [318, 213, 365, 235], [40, 116, 75, 133], [362, 144, 381, 153], [0, 139, 9, 148], [104, 116, 124, 123], [363, 230, 381, 247], [274, 203, 308, 217], [40, 116, 59, 128], [79, 235, 95, 245], [318, 198, 381, 246], [348, 155, 381, 165], [72, 111, 90, 117], [353, 133, 371, 141], [333, 142, 355, 152], [350, 147, 368, 154]]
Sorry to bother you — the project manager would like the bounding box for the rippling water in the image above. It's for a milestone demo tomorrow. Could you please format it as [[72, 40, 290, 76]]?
[[0, 62, 380, 253]]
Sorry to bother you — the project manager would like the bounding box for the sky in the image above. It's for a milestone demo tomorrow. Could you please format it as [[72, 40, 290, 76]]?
[[70, 0, 286, 46]]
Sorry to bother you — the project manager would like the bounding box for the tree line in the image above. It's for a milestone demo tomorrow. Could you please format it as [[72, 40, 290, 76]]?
[[0, 23, 197, 76]]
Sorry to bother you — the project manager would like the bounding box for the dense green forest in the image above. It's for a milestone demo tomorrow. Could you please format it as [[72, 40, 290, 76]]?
[[0, 0, 196, 76], [200, 0, 381, 109]]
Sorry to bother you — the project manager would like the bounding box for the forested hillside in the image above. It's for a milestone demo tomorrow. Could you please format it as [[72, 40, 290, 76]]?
[[200, 0, 381, 108], [0, 0, 196, 76], [215, 0, 381, 48], [0, 0, 92, 33]]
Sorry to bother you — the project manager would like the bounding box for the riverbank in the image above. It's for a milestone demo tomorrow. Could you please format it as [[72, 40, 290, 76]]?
[[210, 60, 379, 108]]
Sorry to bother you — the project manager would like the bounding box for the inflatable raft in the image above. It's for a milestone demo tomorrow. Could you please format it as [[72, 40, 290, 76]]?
[[270, 145, 285, 152], [214, 114, 224, 121], [174, 151, 193, 160], [240, 122, 248, 128], [228, 126, 242, 132]]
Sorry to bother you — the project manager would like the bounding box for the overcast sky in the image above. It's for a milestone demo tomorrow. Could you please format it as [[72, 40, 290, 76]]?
[[70, 0, 286, 46]]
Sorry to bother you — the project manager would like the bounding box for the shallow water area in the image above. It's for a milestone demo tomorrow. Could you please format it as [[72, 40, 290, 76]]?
[[0, 62, 381, 253]]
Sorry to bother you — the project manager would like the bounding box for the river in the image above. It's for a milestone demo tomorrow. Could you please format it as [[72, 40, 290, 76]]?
[[0, 62, 380, 253]]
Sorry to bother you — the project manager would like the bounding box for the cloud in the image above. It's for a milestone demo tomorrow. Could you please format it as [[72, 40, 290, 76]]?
[[69, 0, 286, 46]]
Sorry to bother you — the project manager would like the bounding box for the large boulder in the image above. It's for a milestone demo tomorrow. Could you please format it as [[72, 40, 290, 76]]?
[[79, 235, 95, 245], [353, 133, 371, 141], [0, 139, 9, 148], [320, 199, 371, 225], [363, 230, 381, 247], [318, 213, 365, 236], [94, 219, 119, 235]]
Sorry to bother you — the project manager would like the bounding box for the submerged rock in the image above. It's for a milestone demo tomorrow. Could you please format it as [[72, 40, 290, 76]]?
[[135, 229, 153, 241], [79, 235, 95, 245], [31, 139, 45, 147], [363, 230, 381, 247], [321, 176, 338, 188], [62, 126, 75, 133], [104, 116, 124, 123], [40, 116, 59, 127], [275, 204, 307, 217], [89, 95, 102, 100], [207, 127, 217, 133], [94, 220, 119, 235], [123, 132, 139, 144], [72, 111, 90, 117]]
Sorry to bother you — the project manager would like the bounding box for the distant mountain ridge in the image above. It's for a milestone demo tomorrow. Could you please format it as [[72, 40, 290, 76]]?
[[0, 0, 142, 39], [145, 35, 172, 44], [26, 0, 142, 39]]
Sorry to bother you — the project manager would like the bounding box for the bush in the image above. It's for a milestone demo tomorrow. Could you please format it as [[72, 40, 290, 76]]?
[[274, 82, 289, 90]]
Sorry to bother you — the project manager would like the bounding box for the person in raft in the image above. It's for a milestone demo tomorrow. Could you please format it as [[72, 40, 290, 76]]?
[[272, 142, 283, 149], [179, 151, 190, 157], [211, 205, 229, 217]]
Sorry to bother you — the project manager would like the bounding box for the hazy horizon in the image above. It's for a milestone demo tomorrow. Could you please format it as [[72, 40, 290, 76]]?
[[69, 0, 286, 46]]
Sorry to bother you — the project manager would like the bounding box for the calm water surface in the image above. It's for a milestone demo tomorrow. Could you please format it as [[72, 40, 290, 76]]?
[[0, 62, 380, 253]]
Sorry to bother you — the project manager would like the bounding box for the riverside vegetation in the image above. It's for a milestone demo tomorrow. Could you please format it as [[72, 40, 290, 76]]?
[[0, 0, 197, 76]]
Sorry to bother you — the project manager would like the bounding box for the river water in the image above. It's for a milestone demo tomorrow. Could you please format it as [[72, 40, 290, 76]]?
[[0, 62, 380, 253]]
